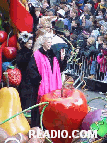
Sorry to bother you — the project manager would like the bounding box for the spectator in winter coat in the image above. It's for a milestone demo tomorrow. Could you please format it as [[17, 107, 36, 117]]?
[[79, 3, 92, 23], [84, 3, 92, 13], [42, 0, 49, 9], [57, 7, 72, 31], [20, 32, 69, 127], [97, 41, 107, 81], [69, 9, 79, 23], [34, 19, 70, 56], [33, 20, 53, 51], [92, 0, 99, 10], [96, 9, 104, 19], [82, 36, 99, 77], [98, 0, 107, 10], [56, 9, 71, 30], [70, 34, 78, 48], [51, 20, 71, 54], [95, 35, 104, 79], [76, 29, 90, 51], [71, 19, 83, 35], [56, 8, 68, 27], [97, 35, 104, 52], [81, 36, 98, 58], [64, 4, 71, 18], [91, 29, 100, 40]]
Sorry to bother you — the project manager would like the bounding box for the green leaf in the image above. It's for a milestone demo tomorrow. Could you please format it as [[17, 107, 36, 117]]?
[[8, 66, 15, 69]]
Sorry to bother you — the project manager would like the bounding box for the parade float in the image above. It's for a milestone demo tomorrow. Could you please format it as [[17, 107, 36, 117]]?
[[0, 0, 106, 143], [0, 75, 106, 142]]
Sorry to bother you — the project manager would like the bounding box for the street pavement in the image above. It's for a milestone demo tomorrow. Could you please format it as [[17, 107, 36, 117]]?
[[79, 88, 107, 110]]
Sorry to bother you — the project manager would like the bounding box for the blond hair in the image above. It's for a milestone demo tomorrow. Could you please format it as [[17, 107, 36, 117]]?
[[33, 32, 53, 52]]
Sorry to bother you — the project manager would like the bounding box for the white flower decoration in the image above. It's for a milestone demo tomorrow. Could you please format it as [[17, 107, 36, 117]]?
[[19, 31, 33, 43]]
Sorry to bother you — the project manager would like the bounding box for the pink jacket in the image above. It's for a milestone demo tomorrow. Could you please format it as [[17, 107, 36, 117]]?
[[34, 50, 62, 102], [97, 55, 107, 73]]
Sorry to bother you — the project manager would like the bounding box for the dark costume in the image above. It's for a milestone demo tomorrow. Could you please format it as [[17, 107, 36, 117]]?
[[19, 47, 68, 127], [16, 45, 33, 107]]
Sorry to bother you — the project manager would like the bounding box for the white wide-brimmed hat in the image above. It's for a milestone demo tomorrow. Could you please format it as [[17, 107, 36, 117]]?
[[57, 9, 65, 17]]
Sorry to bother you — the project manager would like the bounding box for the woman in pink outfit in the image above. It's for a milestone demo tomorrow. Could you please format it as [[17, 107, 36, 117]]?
[[20, 32, 69, 127]]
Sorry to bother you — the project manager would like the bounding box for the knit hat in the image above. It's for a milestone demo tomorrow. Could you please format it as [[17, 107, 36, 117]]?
[[53, 20, 69, 35], [57, 9, 65, 17], [54, 20, 64, 31]]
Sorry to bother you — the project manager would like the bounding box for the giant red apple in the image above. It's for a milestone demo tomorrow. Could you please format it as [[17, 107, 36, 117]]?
[[0, 31, 8, 43], [3, 46, 17, 60], [39, 88, 88, 143]]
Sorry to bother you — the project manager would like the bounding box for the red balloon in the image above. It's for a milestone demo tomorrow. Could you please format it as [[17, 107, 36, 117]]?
[[39, 88, 88, 143], [3, 47, 17, 60], [0, 31, 8, 43]]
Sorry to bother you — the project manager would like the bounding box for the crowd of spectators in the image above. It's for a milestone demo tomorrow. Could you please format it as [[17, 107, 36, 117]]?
[[20, 0, 107, 86]]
